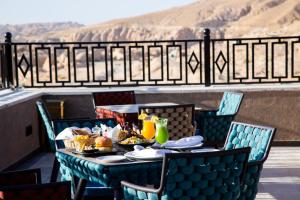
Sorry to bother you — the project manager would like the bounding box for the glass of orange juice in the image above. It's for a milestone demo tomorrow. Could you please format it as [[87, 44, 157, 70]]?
[[141, 119, 155, 140]]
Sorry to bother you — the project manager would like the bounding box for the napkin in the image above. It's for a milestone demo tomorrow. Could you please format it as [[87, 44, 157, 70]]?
[[163, 136, 203, 148], [55, 127, 92, 140], [134, 148, 175, 158], [102, 124, 122, 142]]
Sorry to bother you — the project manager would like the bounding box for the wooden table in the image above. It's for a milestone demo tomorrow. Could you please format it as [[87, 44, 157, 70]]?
[[95, 102, 177, 125]]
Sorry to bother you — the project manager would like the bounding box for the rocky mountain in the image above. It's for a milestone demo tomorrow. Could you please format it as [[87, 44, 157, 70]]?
[[0, 22, 84, 42], [27, 0, 300, 42], [2, 0, 300, 42]]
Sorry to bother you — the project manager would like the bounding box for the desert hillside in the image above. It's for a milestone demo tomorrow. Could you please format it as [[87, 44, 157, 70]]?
[[9, 0, 300, 42], [0, 22, 83, 42]]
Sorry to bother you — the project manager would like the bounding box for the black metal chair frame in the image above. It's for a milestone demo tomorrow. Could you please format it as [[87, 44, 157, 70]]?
[[121, 147, 251, 199], [0, 168, 41, 185], [0, 181, 72, 200]]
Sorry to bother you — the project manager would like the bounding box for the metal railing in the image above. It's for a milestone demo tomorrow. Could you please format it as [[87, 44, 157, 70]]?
[[1, 29, 300, 88]]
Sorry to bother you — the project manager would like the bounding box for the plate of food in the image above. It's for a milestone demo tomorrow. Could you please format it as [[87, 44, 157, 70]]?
[[71, 149, 117, 157], [116, 130, 155, 150], [71, 135, 117, 157]]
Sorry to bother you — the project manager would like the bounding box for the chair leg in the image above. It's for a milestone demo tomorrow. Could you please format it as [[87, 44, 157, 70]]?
[[50, 157, 60, 182], [74, 178, 87, 200], [114, 188, 123, 200]]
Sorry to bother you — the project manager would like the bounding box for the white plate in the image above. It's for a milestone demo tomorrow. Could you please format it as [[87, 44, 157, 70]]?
[[124, 149, 177, 160], [96, 155, 127, 163], [164, 143, 204, 150], [190, 148, 219, 153], [159, 136, 204, 150]]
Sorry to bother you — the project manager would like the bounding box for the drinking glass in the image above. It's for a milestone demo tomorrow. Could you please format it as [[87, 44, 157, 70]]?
[[141, 119, 155, 140], [155, 118, 169, 144]]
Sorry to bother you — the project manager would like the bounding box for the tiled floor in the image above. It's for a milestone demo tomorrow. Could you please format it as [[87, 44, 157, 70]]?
[[13, 147, 300, 200], [256, 147, 300, 200], [14, 152, 55, 183]]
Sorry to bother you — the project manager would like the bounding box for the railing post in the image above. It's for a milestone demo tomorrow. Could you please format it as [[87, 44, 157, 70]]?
[[203, 28, 211, 86], [4, 32, 13, 88]]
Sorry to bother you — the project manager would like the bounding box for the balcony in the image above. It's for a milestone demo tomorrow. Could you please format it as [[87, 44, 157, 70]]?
[[1, 31, 300, 199]]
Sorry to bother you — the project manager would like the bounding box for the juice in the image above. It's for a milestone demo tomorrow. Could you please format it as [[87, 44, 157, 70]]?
[[155, 118, 169, 144], [141, 120, 155, 140]]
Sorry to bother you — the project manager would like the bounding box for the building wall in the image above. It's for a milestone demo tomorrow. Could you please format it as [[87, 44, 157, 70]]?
[[0, 97, 40, 170]]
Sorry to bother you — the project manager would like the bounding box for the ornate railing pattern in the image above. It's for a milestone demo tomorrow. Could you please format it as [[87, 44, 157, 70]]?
[[1, 30, 300, 88], [10, 40, 204, 88], [211, 36, 300, 84]]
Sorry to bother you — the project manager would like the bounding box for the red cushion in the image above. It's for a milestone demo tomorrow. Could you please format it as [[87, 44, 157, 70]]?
[[93, 91, 136, 106]]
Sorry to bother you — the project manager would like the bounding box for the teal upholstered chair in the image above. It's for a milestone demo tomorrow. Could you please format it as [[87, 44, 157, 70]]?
[[36, 101, 56, 152], [53, 118, 117, 200], [36, 100, 60, 183], [121, 148, 251, 200], [195, 92, 244, 146], [224, 122, 276, 200]]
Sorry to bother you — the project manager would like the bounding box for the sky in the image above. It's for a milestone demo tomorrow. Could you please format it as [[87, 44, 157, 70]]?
[[0, 0, 196, 25]]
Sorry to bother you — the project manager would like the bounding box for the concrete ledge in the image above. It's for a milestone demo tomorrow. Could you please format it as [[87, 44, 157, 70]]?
[[24, 83, 300, 95], [1, 83, 300, 108]]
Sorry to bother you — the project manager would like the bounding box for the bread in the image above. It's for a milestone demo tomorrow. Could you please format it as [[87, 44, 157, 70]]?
[[72, 129, 90, 136], [95, 136, 113, 152]]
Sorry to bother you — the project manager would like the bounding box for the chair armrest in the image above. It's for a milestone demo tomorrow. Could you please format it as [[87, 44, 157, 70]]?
[[121, 181, 160, 194]]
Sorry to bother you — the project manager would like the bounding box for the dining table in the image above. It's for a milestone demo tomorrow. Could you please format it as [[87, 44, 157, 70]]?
[[56, 148, 163, 200], [95, 102, 178, 125]]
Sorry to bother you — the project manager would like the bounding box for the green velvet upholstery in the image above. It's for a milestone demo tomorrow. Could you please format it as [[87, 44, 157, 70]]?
[[36, 101, 56, 152], [195, 92, 243, 146], [224, 122, 276, 200], [122, 148, 250, 200]]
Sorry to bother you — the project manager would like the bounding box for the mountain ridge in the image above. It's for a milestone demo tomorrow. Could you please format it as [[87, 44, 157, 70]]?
[[2, 0, 300, 42]]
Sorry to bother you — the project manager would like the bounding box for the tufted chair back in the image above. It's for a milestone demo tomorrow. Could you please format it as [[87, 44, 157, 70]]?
[[92, 91, 136, 107], [217, 92, 243, 116], [36, 100, 56, 152], [0, 169, 41, 186], [139, 104, 195, 140], [224, 121, 276, 200], [0, 181, 71, 200], [122, 148, 250, 200]]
